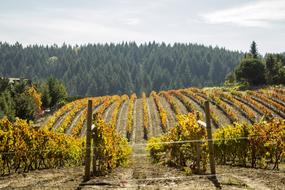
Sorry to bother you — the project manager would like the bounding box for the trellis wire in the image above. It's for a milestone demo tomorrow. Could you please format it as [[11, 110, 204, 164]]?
[[0, 135, 265, 155]]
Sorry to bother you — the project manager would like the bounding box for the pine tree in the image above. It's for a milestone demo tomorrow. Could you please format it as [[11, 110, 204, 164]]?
[[250, 41, 258, 58]]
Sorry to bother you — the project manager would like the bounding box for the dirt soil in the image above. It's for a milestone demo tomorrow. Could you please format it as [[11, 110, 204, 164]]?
[[1, 154, 284, 190], [103, 102, 118, 123], [116, 100, 129, 137], [147, 97, 162, 137]]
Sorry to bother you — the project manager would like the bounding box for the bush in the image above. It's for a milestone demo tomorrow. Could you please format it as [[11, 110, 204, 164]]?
[[235, 58, 266, 85]]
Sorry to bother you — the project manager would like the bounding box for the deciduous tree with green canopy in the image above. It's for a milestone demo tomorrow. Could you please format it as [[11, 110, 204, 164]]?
[[235, 58, 265, 85]]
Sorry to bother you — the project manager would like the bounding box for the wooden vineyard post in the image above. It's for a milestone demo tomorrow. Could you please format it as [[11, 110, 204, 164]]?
[[204, 101, 216, 175], [92, 122, 97, 176], [84, 100, 93, 181]]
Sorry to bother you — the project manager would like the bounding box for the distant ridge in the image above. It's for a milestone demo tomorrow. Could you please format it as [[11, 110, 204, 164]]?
[[0, 42, 242, 96]]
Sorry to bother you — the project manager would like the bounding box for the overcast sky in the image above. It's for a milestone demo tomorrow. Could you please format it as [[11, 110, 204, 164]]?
[[0, 0, 284, 54]]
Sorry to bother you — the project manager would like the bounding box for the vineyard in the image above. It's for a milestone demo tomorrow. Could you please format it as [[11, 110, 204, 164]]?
[[1, 86, 285, 189], [36, 86, 285, 140]]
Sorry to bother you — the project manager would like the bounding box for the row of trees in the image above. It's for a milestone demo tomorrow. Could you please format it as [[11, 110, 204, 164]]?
[[227, 41, 285, 86], [0, 42, 242, 96], [0, 77, 67, 121]]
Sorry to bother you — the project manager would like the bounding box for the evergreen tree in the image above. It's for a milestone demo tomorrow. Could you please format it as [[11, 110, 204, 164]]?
[[0, 78, 9, 92], [250, 41, 258, 58], [0, 90, 15, 120], [265, 53, 285, 84], [14, 93, 37, 120], [47, 78, 67, 108], [0, 42, 243, 96]]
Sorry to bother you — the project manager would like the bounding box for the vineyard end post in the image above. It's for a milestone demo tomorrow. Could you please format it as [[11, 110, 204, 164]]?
[[92, 125, 97, 176], [204, 101, 216, 175], [84, 99, 92, 181]]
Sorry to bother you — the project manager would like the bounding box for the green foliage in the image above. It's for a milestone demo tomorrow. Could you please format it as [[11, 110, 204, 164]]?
[[0, 42, 242, 96], [235, 58, 265, 85], [0, 90, 15, 120], [36, 77, 68, 109], [265, 53, 285, 84], [10, 80, 30, 96], [250, 41, 258, 58], [230, 42, 285, 86], [14, 93, 37, 120], [224, 72, 235, 85], [0, 78, 9, 92], [11, 82, 41, 121], [147, 113, 208, 174], [0, 78, 44, 120], [39, 83, 51, 108], [47, 78, 67, 108], [0, 109, 4, 119]]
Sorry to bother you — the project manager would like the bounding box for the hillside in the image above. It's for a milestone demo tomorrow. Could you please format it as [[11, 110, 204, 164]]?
[[2, 0, 285, 189], [39, 86, 285, 139], [1, 86, 285, 189], [0, 42, 242, 96]]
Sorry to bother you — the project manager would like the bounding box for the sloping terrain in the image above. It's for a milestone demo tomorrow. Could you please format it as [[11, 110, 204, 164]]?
[[2, 87, 285, 189]]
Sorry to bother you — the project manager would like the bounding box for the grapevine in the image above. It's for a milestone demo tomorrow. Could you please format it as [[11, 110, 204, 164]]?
[[71, 97, 103, 137], [219, 92, 256, 123], [147, 113, 208, 174], [42, 101, 75, 130], [96, 95, 120, 116], [126, 93, 137, 141], [232, 91, 273, 117], [182, 89, 219, 128], [267, 90, 285, 105], [0, 118, 84, 175], [55, 98, 89, 133], [92, 114, 131, 175], [248, 91, 285, 117], [160, 91, 182, 115], [151, 91, 167, 132], [108, 95, 129, 127], [142, 92, 149, 140], [171, 90, 195, 112], [214, 118, 285, 169]]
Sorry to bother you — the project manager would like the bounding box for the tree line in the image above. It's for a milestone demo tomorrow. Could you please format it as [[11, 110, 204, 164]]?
[[0, 42, 242, 96], [0, 77, 67, 121], [227, 41, 285, 86]]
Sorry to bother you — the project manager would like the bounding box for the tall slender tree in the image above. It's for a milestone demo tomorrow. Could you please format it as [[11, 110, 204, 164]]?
[[250, 41, 258, 58]]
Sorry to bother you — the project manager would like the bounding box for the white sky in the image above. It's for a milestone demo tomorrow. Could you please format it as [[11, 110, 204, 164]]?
[[0, 0, 284, 54]]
